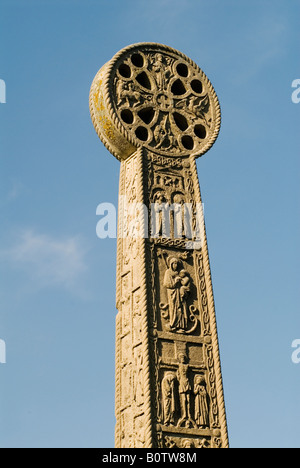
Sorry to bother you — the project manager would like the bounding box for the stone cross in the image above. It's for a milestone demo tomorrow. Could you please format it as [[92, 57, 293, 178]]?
[[90, 43, 229, 449]]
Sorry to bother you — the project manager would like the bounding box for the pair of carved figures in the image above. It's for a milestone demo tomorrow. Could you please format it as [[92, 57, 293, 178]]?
[[152, 191, 187, 239], [162, 357, 209, 429]]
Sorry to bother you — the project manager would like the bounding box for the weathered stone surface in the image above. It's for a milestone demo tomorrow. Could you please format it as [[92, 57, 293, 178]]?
[[90, 43, 229, 448]]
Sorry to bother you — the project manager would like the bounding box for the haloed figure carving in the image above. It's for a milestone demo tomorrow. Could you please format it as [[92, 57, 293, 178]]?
[[194, 375, 209, 428], [163, 258, 191, 332], [152, 191, 168, 237], [172, 193, 186, 238]]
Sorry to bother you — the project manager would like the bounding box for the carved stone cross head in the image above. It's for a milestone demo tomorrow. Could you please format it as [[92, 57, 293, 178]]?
[[90, 42, 221, 161]]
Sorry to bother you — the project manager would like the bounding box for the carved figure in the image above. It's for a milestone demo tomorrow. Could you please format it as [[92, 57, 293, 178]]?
[[152, 191, 169, 237], [116, 80, 133, 107], [172, 193, 186, 238], [163, 258, 189, 332], [162, 372, 177, 425], [177, 352, 192, 422], [152, 53, 166, 90], [194, 375, 209, 428]]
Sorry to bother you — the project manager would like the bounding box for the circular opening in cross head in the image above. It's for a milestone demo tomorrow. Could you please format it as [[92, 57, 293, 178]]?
[[182, 135, 194, 150], [171, 79, 186, 96], [135, 126, 148, 141], [121, 109, 134, 125], [191, 79, 203, 94], [138, 108, 155, 125], [173, 112, 188, 131], [119, 63, 131, 78], [136, 71, 152, 90], [194, 124, 206, 139], [176, 63, 189, 78], [131, 53, 144, 68]]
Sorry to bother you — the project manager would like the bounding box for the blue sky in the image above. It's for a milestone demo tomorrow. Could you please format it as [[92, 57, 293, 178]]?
[[0, 0, 299, 448]]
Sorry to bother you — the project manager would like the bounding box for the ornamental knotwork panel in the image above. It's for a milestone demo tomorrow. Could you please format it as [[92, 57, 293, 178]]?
[[159, 434, 211, 449]]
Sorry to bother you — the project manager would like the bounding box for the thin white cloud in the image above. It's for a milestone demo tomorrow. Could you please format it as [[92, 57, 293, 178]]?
[[1, 230, 88, 292], [0, 179, 23, 207], [7, 182, 20, 201]]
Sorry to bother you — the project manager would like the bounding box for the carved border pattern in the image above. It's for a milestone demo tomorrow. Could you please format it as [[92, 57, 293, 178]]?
[[115, 149, 154, 448]]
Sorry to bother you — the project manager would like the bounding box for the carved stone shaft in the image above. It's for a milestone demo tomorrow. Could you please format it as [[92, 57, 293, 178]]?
[[90, 43, 229, 448]]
